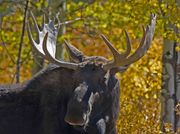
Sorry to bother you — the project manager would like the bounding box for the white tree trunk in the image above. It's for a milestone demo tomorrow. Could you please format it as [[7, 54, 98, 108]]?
[[175, 0, 180, 130], [175, 43, 180, 130], [161, 39, 176, 131]]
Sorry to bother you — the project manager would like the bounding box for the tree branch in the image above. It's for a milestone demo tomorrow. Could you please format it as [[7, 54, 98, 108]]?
[[15, 0, 29, 83]]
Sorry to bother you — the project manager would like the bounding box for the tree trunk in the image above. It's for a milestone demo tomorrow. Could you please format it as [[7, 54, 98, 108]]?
[[161, 39, 176, 132], [161, 0, 180, 132], [175, 42, 180, 131], [54, 1, 66, 60], [174, 0, 180, 131]]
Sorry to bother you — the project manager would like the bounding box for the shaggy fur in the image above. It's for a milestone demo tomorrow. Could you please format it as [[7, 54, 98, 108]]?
[[0, 62, 119, 134]]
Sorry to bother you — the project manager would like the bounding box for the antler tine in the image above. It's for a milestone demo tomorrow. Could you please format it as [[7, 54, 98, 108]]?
[[137, 26, 147, 49], [27, 22, 46, 58], [64, 40, 86, 63], [123, 15, 156, 66], [30, 12, 40, 36], [121, 25, 150, 65], [27, 12, 47, 58], [27, 23, 37, 46], [103, 14, 156, 70], [123, 29, 131, 57], [42, 33, 79, 70], [101, 35, 121, 60], [101, 33, 132, 70]]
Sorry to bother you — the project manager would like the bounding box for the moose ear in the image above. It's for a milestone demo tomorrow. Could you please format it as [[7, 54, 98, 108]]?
[[64, 40, 86, 63]]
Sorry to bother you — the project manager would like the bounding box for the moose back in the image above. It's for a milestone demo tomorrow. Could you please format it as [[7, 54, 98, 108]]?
[[0, 13, 156, 134]]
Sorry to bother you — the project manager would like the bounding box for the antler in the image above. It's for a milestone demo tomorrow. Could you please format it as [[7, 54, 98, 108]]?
[[102, 14, 156, 70], [27, 12, 79, 70], [64, 40, 86, 63], [27, 12, 57, 58]]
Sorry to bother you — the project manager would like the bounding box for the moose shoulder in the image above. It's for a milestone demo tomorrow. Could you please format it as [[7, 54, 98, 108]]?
[[0, 13, 156, 134]]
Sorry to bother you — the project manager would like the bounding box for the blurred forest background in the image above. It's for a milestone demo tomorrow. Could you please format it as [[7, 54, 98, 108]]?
[[0, 0, 180, 133]]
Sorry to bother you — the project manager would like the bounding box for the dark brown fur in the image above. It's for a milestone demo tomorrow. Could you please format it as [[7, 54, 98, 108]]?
[[0, 60, 119, 134]]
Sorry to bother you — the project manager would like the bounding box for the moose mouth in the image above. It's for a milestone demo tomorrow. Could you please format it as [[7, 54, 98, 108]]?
[[65, 120, 85, 126], [64, 114, 88, 126]]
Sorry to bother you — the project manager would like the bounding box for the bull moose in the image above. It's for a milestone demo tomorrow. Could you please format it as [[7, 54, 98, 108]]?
[[0, 12, 156, 134]]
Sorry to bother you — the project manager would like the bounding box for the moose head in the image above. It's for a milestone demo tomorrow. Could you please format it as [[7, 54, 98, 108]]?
[[27, 12, 156, 134]]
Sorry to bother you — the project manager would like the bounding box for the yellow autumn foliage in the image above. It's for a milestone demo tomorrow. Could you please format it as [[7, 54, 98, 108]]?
[[0, 0, 176, 133], [117, 38, 162, 134]]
